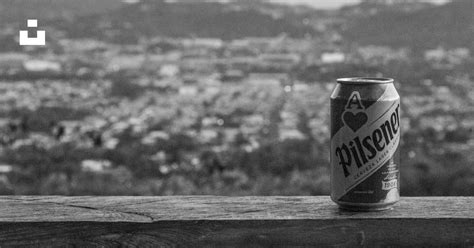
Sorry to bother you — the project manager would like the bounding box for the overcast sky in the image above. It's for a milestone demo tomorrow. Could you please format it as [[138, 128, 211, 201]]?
[[269, 0, 449, 9]]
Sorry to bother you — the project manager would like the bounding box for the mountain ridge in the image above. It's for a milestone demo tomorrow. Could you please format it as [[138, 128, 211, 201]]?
[[342, 0, 474, 50]]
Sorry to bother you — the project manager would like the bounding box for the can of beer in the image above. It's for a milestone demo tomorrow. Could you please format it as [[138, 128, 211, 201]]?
[[330, 77, 400, 211]]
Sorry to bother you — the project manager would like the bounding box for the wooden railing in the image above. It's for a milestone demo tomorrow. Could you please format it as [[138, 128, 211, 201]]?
[[0, 196, 473, 247]]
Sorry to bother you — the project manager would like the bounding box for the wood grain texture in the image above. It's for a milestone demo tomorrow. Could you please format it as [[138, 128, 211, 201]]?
[[0, 196, 473, 247]]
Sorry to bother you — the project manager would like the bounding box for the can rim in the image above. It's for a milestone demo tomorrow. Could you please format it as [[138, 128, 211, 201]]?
[[337, 77, 394, 84]]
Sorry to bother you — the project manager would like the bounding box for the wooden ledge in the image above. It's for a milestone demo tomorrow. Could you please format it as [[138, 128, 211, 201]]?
[[0, 196, 473, 247]]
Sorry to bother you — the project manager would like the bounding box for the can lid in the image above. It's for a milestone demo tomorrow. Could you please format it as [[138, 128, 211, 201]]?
[[337, 77, 394, 84]]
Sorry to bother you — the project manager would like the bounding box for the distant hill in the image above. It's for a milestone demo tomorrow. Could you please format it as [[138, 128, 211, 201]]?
[[343, 0, 474, 50], [0, 0, 122, 23], [56, 0, 315, 41]]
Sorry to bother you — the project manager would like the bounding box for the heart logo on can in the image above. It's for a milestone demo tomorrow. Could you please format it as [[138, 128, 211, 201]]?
[[343, 111, 368, 132], [342, 91, 367, 132]]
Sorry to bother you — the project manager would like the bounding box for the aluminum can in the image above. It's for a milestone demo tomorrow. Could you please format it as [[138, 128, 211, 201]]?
[[330, 77, 400, 211]]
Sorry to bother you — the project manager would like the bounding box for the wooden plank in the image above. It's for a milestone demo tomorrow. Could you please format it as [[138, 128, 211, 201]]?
[[1, 196, 473, 222], [0, 196, 473, 247]]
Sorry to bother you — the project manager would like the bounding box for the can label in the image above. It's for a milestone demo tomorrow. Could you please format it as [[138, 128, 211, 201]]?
[[331, 86, 400, 202]]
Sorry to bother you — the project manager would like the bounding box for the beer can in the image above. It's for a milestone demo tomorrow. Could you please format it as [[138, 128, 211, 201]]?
[[330, 77, 400, 211]]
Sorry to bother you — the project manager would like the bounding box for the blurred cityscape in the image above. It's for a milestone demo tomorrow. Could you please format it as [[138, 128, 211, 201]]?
[[0, 0, 472, 196]]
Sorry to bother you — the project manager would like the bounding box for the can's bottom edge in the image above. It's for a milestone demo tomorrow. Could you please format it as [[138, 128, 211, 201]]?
[[335, 201, 398, 212]]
